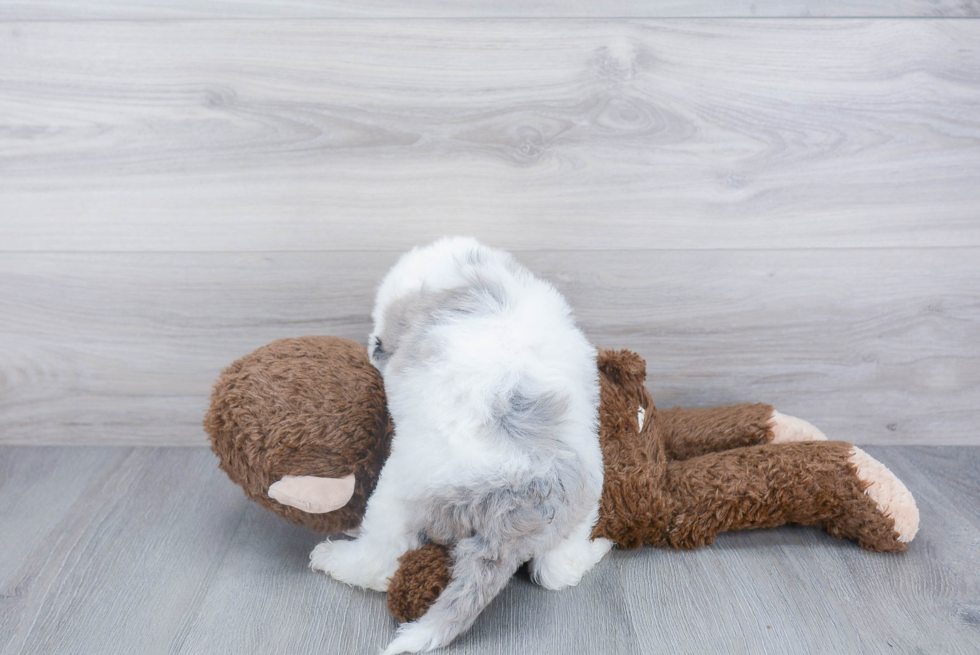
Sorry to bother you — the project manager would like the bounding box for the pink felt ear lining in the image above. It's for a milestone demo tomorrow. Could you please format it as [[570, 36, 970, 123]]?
[[268, 474, 356, 514]]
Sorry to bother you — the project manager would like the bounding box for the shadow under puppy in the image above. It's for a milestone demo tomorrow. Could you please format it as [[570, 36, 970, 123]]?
[[308, 238, 611, 654]]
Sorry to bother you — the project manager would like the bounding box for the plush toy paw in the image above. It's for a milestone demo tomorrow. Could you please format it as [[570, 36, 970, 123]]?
[[849, 447, 920, 544], [529, 537, 614, 590], [310, 539, 396, 592], [769, 410, 827, 443]]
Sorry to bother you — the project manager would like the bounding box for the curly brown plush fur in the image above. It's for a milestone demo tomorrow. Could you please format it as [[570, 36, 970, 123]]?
[[660, 403, 775, 461], [665, 441, 902, 552], [386, 544, 454, 625], [204, 337, 917, 626], [205, 336, 393, 535]]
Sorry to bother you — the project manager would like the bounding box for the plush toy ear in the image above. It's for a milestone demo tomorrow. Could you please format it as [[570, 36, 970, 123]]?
[[268, 474, 356, 514], [596, 349, 647, 384]]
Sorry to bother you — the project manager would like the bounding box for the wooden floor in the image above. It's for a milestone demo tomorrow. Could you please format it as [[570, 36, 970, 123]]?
[[0, 445, 976, 655]]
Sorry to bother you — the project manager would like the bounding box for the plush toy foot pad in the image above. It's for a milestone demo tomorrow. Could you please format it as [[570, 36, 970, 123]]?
[[769, 411, 827, 443], [849, 447, 920, 544]]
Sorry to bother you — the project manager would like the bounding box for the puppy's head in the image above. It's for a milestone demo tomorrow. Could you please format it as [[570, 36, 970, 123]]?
[[368, 236, 491, 373]]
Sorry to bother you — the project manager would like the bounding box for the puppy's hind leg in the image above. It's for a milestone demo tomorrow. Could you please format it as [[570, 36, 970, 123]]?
[[529, 504, 612, 590]]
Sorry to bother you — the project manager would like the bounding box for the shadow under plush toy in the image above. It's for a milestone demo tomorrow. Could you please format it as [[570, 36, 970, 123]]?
[[205, 336, 919, 625]]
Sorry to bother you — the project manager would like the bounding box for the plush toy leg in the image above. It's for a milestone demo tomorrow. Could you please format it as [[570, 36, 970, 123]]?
[[659, 404, 827, 460], [659, 403, 775, 460], [665, 441, 918, 552]]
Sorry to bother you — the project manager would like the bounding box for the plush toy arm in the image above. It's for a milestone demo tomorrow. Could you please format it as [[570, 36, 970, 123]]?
[[659, 403, 825, 460], [387, 544, 453, 623], [665, 440, 918, 552]]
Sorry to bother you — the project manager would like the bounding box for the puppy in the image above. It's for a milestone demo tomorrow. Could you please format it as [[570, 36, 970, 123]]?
[[311, 237, 611, 653]]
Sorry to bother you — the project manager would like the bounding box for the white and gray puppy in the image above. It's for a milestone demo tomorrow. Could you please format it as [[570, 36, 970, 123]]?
[[311, 237, 611, 654]]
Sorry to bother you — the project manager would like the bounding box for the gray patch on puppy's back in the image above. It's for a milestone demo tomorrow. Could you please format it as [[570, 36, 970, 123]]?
[[439, 272, 507, 317], [492, 384, 571, 444]]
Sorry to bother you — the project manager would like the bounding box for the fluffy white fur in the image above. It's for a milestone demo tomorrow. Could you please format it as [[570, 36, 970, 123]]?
[[310, 237, 610, 653]]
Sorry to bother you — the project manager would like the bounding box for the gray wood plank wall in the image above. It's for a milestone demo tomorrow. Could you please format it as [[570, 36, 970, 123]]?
[[1, 1, 978, 19], [3, 20, 979, 252], [1, 6, 978, 446]]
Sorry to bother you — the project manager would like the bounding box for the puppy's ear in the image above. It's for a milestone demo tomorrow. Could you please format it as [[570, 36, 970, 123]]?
[[597, 349, 647, 384]]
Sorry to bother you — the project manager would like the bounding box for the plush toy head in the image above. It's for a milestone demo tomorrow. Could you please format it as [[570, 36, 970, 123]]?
[[204, 336, 393, 534], [204, 336, 656, 540]]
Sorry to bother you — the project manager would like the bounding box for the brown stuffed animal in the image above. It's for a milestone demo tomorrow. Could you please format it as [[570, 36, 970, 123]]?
[[205, 336, 919, 624]]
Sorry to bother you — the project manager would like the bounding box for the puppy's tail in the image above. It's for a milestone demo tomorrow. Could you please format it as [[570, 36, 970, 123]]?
[[382, 535, 520, 654]]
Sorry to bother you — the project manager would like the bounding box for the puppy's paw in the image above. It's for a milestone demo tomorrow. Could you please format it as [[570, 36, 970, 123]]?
[[769, 410, 827, 443], [530, 537, 613, 591], [310, 539, 391, 592], [310, 539, 357, 583]]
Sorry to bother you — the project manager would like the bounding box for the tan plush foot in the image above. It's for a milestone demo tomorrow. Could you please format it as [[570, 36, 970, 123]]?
[[769, 411, 828, 443], [849, 447, 920, 543]]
